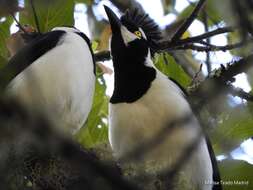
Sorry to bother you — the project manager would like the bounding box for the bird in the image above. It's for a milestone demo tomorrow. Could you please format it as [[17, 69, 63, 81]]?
[[104, 5, 222, 190], [1, 26, 96, 135]]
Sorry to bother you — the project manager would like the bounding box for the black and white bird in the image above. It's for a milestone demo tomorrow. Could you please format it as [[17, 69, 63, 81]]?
[[104, 6, 221, 190], [1, 26, 96, 134]]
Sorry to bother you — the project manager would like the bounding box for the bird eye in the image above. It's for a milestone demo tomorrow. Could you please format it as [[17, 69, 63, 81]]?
[[134, 31, 142, 38]]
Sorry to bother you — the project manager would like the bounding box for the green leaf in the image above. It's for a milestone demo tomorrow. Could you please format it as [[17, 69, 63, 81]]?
[[219, 159, 253, 190], [91, 40, 98, 51], [20, 0, 75, 32], [75, 76, 109, 148], [154, 53, 191, 88], [212, 104, 253, 154]]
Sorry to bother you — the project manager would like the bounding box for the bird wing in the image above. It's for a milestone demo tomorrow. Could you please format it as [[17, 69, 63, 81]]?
[[205, 136, 222, 190], [0, 30, 65, 89], [168, 77, 222, 189]]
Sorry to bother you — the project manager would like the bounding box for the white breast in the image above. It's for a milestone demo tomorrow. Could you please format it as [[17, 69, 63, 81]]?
[[6, 32, 96, 134], [109, 70, 213, 189]]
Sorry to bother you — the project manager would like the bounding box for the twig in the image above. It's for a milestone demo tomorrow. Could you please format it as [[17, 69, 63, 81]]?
[[94, 51, 111, 62], [11, 13, 27, 34], [174, 42, 243, 52], [227, 83, 253, 101], [190, 63, 203, 85], [186, 0, 220, 27], [190, 54, 253, 104], [180, 27, 234, 44], [218, 54, 253, 80], [203, 10, 211, 74], [171, 0, 207, 41], [30, 0, 41, 34], [157, 27, 234, 51]]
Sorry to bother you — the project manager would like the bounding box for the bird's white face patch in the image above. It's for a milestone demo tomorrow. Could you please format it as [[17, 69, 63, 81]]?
[[139, 28, 147, 40], [52, 27, 80, 34], [120, 26, 141, 46]]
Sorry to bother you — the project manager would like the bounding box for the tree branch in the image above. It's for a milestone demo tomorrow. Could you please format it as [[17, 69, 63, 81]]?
[[171, 0, 207, 41], [227, 83, 253, 101], [157, 27, 235, 51], [203, 10, 211, 74], [180, 27, 234, 44], [190, 54, 253, 104], [30, 0, 41, 34], [219, 56, 253, 80], [174, 42, 243, 52], [94, 51, 111, 62], [0, 98, 140, 190]]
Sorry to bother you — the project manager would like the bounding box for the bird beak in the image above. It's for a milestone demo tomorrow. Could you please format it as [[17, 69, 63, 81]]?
[[104, 5, 121, 34]]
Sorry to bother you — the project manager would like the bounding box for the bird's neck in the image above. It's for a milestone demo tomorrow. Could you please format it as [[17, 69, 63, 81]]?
[[110, 56, 156, 103]]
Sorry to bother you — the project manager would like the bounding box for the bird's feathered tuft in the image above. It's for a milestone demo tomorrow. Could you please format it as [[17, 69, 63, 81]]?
[[121, 8, 163, 49]]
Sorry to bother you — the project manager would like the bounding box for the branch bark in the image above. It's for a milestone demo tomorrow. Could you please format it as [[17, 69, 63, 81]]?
[[190, 54, 253, 104], [171, 0, 207, 41]]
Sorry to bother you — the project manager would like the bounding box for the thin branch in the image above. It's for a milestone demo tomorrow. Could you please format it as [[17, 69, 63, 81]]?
[[190, 63, 203, 85], [227, 83, 253, 101], [157, 27, 234, 51], [174, 42, 243, 52], [198, 40, 245, 50], [94, 51, 111, 62], [190, 54, 253, 104], [171, 0, 207, 41], [30, 0, 41, 34], [219, 54, 253, 81], [11, 13, 27, 34], [203, 10, 211, 74], [186, 0, 220, 27], [180, 27, 234, 44]]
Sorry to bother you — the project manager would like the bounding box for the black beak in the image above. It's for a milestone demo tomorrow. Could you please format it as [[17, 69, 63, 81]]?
[[104, 5, 121, 34]]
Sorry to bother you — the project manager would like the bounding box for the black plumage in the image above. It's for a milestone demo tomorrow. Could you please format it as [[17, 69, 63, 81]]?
[[0, 31, 65, 89], [121, 8, 163, 49]]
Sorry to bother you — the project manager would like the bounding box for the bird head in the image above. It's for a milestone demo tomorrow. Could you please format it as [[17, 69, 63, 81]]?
[[104, 6, 162, 66]]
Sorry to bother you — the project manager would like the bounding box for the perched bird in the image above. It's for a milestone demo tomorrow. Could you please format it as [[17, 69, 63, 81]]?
[[1, 26, 96, 134], [104, 6, 221, 190]]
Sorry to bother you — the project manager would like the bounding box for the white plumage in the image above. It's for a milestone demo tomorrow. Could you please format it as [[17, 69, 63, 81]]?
[[6, 27, 95, 134], [109, 60, 213, 190]]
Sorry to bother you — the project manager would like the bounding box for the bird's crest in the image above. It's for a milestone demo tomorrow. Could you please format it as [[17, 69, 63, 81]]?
[[121, 8, 163, 48]]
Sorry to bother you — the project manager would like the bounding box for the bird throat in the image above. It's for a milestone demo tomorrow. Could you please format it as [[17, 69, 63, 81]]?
[[110, 57, 156, 104]]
